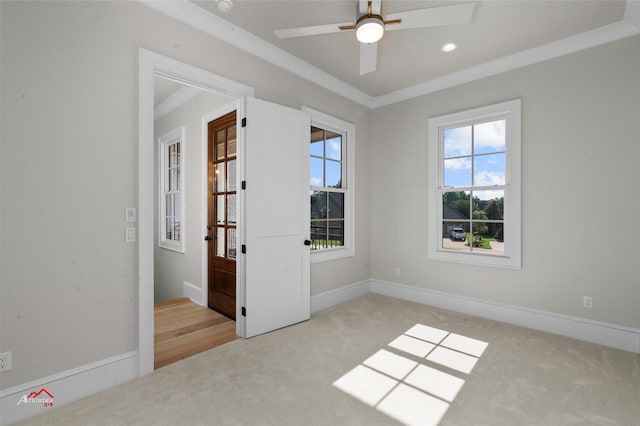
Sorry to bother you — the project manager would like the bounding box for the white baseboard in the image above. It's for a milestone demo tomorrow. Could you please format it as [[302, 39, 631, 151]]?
[[183, 281, 204, 306], [311, 279, 371, 314], [370, 279, 640, 354], [0, 351, 138, 426]]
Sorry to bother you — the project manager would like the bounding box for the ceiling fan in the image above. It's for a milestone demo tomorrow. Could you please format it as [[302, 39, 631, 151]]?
[[274, 0, 476, 75]]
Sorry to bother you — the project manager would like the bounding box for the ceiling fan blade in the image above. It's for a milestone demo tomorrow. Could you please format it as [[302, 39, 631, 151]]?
[[274, 22, 353, 39], [359, 42, 377, 75], [385, 2, 476, 31]]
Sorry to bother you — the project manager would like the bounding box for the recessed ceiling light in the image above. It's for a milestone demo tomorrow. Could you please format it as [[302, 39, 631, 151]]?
[[216, 0, 233, 13], [442, 43, 457, 53]]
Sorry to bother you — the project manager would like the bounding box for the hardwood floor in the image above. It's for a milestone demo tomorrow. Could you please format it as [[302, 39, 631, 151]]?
[[154, 297, 238, 369]]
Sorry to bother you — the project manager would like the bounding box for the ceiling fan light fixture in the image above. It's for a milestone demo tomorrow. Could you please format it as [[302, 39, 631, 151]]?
[[356, 17, 384, 44]]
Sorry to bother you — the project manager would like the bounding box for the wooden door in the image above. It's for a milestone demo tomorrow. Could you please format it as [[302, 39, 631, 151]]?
[[207, 111, 237, 319]]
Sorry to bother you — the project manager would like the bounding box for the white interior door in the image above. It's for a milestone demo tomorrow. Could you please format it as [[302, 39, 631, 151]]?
[[241, 97, 310, 338]]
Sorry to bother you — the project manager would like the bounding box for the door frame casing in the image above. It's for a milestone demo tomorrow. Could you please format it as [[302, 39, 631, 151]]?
[[138, 48, 254, 376]]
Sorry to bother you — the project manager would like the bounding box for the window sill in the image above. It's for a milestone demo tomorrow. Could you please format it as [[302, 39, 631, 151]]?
[[311, 246, 354, 263], [159, 242, 185, 254], [428, 249, 520, 269]]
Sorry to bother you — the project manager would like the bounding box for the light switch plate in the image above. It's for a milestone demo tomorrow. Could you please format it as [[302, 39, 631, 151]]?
[[125, 227, 136, 243], [125, 207, 136, 223]]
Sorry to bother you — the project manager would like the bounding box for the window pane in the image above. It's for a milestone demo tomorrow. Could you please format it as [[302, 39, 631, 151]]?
[[227, 125, 237, 156], [310, 220, 327, 250], [216, 130, 225, 160], [311, 126, 324, 157], [444, 126, 471, 158], [216, 195, 225, 224], [473, 120, 505, 155], [325, 132, 342, 160], [227, 228, 236, 259], [472, 190, 504, 221], [442, 192, 471, 220], [310, 157, 324, 187], [227, 194, 236, 224], [326, 160, 341, 188], [214, 163, 225, 193], [443, 157, 471, 187], [311, 191, 327, 219], [216, 227, 225, 257], [474, 153, 505, 186], [166, 217, 174, 241], [165, 194, 174, 218], [227, 159, 236, 191], [470, 222, 504, 255], [442, 222, 470, 252], [328, 192, 344, 219], [170, 166, 180, 192], [327, 220, 344, 247], [173, 219, 181, 241]]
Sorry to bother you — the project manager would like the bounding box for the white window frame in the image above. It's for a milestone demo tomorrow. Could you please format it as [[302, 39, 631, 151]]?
[[158, 126, 186, 253], [427, 99, 521, 268], [302, 106, 355, 263]]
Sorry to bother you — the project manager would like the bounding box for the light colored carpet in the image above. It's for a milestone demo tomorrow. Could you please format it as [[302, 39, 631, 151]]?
[[18, 294, 640, 425]]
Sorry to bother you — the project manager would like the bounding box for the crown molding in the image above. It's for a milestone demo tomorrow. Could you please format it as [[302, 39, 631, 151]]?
[[371, 19, 639, 108], [154, 84, 201, 121], [141, 0, 374, 108], [141, 0, 639, 110]]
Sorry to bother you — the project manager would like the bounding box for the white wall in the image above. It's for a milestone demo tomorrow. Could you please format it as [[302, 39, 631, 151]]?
[[0, 0, 372, 391], [370, 35, 640, 329], [153, 88, 230, 303]]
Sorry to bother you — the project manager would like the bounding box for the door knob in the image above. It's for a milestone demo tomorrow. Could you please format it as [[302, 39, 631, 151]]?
[[204, 236, 212, 241], [304, 240, 311, 246]]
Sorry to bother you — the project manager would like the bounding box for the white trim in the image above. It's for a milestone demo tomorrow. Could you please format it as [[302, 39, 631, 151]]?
[[0, 351, 138, 426], [154, 85, 201, 121], [372, 21, 639, 108], [302, 106, 356, 263], [140, 0, 373, 108], [427, 99, 521, 269], [201, 102, 237, 309], [139, 48, 254, 377], [138, 0, 639, 109], [158, 126, 186, 253], [370, 279, 640, 354], [183, 281, 203, 306], [310, 280, 371, 314]]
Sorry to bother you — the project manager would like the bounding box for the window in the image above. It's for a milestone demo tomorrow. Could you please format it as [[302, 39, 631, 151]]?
[[427, 99, 521, 268], [303, 106, 355, 263], [159, 127, 185, 252]]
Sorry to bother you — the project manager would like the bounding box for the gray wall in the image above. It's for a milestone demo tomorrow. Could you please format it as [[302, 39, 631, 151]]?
[[370, 35, 640, 329], [153, 89, 230, 304], [0, 1, 372, 389]]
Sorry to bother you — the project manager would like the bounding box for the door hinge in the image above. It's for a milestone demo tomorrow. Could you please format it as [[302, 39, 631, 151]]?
[[241, 117, 247, 127], [241, 244, 246, 254], [241, 306, 246, 317], [241, 180, 246, 190]]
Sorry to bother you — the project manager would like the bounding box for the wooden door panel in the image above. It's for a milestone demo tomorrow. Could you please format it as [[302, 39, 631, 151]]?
[[207, 111, 237, 320]]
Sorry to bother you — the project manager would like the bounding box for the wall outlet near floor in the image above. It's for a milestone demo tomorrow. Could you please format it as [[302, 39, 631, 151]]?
[[394, 267, 400, 277], [583, 296, 593, 309], [0, 351, 12, 372]]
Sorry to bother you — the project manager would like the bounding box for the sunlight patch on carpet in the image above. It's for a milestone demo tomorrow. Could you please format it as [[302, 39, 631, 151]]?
[[333, 324, 488, 426]]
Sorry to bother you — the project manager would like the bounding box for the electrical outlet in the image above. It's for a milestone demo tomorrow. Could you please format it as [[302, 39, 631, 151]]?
[[394, 267, 400, 277], [0, 351, 12, 372], [583, 296, 593, 309]]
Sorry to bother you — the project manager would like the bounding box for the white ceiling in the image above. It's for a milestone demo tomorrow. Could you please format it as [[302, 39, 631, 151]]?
[[147, 0, 639, 107]]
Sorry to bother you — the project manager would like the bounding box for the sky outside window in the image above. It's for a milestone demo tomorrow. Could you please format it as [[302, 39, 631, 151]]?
[[443, 120, 505, 199]]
